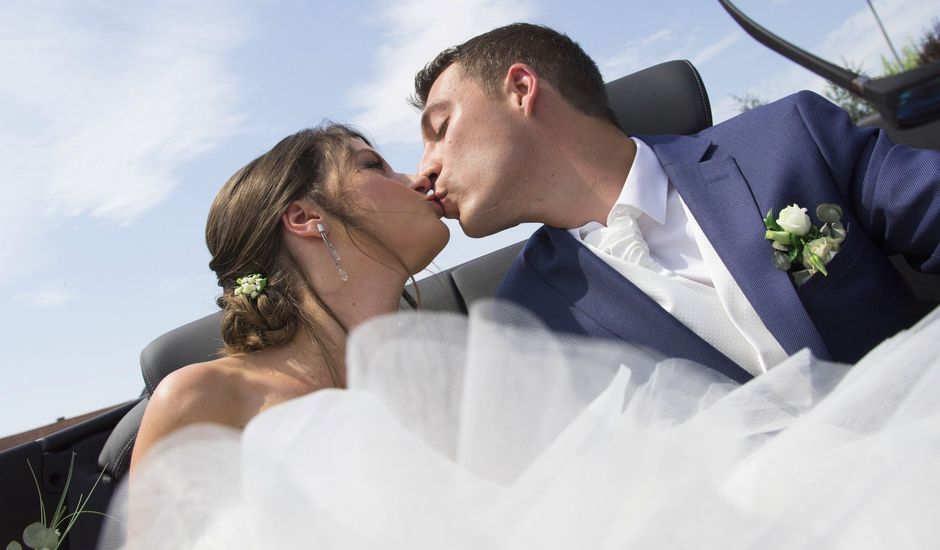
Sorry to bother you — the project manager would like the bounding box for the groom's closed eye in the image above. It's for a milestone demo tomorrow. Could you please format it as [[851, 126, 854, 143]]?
[[435, 119, 449, 139], [420, 101, 449, 142]]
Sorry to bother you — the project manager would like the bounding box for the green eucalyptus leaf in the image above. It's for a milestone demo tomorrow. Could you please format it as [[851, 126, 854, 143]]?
[[34, 529, 58, 550], [22, 523, 44, 548], [816, 203, 843, 224], [829, 222, 846, 242], [772, 251, 791, 271], [7, 541, 23, 550], [793, 269, 813, 287], [22, 524, 58, 550]]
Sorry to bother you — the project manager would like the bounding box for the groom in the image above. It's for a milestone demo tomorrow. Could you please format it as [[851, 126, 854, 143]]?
[[413, 23, 940, 383]]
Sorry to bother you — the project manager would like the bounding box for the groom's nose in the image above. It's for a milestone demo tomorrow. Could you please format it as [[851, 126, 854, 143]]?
[[407, 173, 434, 195], [418, 154, 441, 188]]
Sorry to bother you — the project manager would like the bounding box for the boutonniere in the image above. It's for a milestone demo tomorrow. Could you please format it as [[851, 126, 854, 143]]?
[[764, 203, 846, 286]]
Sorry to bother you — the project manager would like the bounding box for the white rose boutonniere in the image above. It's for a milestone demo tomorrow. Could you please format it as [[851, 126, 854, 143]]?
[[776, 204, 812, 236], [764, 203, 846, 286]]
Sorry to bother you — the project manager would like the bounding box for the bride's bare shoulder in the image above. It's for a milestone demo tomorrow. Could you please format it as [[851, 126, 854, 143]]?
[[159, 356, 248, 391], [131, 356, 257, 469], [149, 357, 255, 418]]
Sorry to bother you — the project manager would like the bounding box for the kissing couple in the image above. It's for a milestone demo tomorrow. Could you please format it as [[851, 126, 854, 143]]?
[[106, 23, 940, 549]]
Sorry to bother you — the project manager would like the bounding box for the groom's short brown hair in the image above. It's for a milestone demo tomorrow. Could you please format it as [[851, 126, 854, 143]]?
[[411, 23, 618, 126]]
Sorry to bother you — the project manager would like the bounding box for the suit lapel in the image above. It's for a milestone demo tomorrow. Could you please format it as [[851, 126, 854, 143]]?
[[534, 227, 754, 383], [643, 134, 831, 360]]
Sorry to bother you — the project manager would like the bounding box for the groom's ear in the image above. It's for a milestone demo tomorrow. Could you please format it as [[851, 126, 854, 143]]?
[[504, 63, 539, 116], [282, 198, 325, 238]]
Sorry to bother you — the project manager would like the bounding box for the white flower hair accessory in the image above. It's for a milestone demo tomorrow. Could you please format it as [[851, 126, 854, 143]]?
[[234, 274, 267, 300], [764, 203, 846, 286]]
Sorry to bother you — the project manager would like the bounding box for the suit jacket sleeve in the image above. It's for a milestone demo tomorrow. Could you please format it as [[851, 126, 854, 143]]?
[[792, 91, 940, 272]]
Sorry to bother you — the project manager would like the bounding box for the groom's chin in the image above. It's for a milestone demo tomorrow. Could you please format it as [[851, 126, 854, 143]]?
[[459, 218, 518, 239], [460, 225, 489, 239]]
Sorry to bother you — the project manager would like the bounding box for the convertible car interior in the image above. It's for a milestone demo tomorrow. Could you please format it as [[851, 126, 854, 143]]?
[[1, 55, 938, 549]]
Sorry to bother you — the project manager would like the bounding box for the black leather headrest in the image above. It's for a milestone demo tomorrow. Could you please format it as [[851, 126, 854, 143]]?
[[140, 312, 224, 395], [607, 59, 712, 135]]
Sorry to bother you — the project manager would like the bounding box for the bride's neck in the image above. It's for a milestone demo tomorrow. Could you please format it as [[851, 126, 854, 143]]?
[[288, 273, 404, 387], [299, 267, 405, 342], [318, 270, 406, 331]]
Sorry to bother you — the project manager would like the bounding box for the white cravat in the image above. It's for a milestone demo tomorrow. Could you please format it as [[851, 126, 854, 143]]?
[[583, 205, 662, 272], [572, 138, 787, 376]]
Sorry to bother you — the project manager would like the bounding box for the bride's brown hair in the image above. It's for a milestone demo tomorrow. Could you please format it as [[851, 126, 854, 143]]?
[[206, 123, 380, 382]]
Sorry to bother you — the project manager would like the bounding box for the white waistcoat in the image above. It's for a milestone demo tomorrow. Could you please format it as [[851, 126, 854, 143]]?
[[571, 138, 787, 376]]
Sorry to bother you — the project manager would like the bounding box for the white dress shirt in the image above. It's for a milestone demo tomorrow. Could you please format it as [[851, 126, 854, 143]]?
[[569, 137, 788, 376]]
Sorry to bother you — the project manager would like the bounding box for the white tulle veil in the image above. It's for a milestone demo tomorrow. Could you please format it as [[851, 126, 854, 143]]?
[[99, 300, 940, 549]]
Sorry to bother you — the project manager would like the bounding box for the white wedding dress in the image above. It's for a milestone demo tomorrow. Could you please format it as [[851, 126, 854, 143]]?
[[99, 300, 940, 549]]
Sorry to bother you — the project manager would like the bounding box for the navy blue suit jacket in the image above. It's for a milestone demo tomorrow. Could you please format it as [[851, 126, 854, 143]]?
[[497, 92, 940, 383]]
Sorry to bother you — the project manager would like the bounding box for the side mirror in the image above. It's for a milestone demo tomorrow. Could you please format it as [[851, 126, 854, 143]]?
[[718, 0, 940, 128]]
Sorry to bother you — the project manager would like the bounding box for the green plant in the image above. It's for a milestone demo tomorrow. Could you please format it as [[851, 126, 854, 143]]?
[[880, 46, 920, 76], [6, 454, 109, 550]]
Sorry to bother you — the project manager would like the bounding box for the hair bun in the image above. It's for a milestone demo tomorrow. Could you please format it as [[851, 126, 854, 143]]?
[[219, 273, 299, 353]]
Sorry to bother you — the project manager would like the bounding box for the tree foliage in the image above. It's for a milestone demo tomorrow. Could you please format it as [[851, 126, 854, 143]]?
[[915, 20, 940, 66], [731, 93, 768, 113]]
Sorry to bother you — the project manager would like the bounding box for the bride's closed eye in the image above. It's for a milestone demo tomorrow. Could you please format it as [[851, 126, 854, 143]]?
[[360, 152, 388, 171]]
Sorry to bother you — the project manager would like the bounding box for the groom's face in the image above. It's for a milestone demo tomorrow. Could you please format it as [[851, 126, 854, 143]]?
[[418, 64, 529, 238]]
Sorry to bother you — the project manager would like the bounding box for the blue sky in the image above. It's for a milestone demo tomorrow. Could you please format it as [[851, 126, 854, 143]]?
[[2, 0, 937, 437]]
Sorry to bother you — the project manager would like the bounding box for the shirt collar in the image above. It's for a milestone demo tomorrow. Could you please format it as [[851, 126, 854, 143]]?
[[608, 137, 668, 226]]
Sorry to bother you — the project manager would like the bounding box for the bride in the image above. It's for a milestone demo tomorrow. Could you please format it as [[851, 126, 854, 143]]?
[[107, 124, 940, 549], [129, 123, 448, 471]]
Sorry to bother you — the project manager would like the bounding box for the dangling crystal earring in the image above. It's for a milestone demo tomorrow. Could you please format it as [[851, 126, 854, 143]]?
[[317, 223, 348, 281]]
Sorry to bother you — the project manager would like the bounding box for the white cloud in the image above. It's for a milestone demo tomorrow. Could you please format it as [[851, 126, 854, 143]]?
[[0, 1, 248, 275], [14, 284, 74, 308], [692, 32, 742, 67], [599, 29, 674, 79], [348, 0, 537, 147], [599, 47, 643, 80]]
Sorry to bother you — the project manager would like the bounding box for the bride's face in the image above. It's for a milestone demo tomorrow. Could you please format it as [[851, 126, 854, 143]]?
[[343, 138, 449, 273]]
